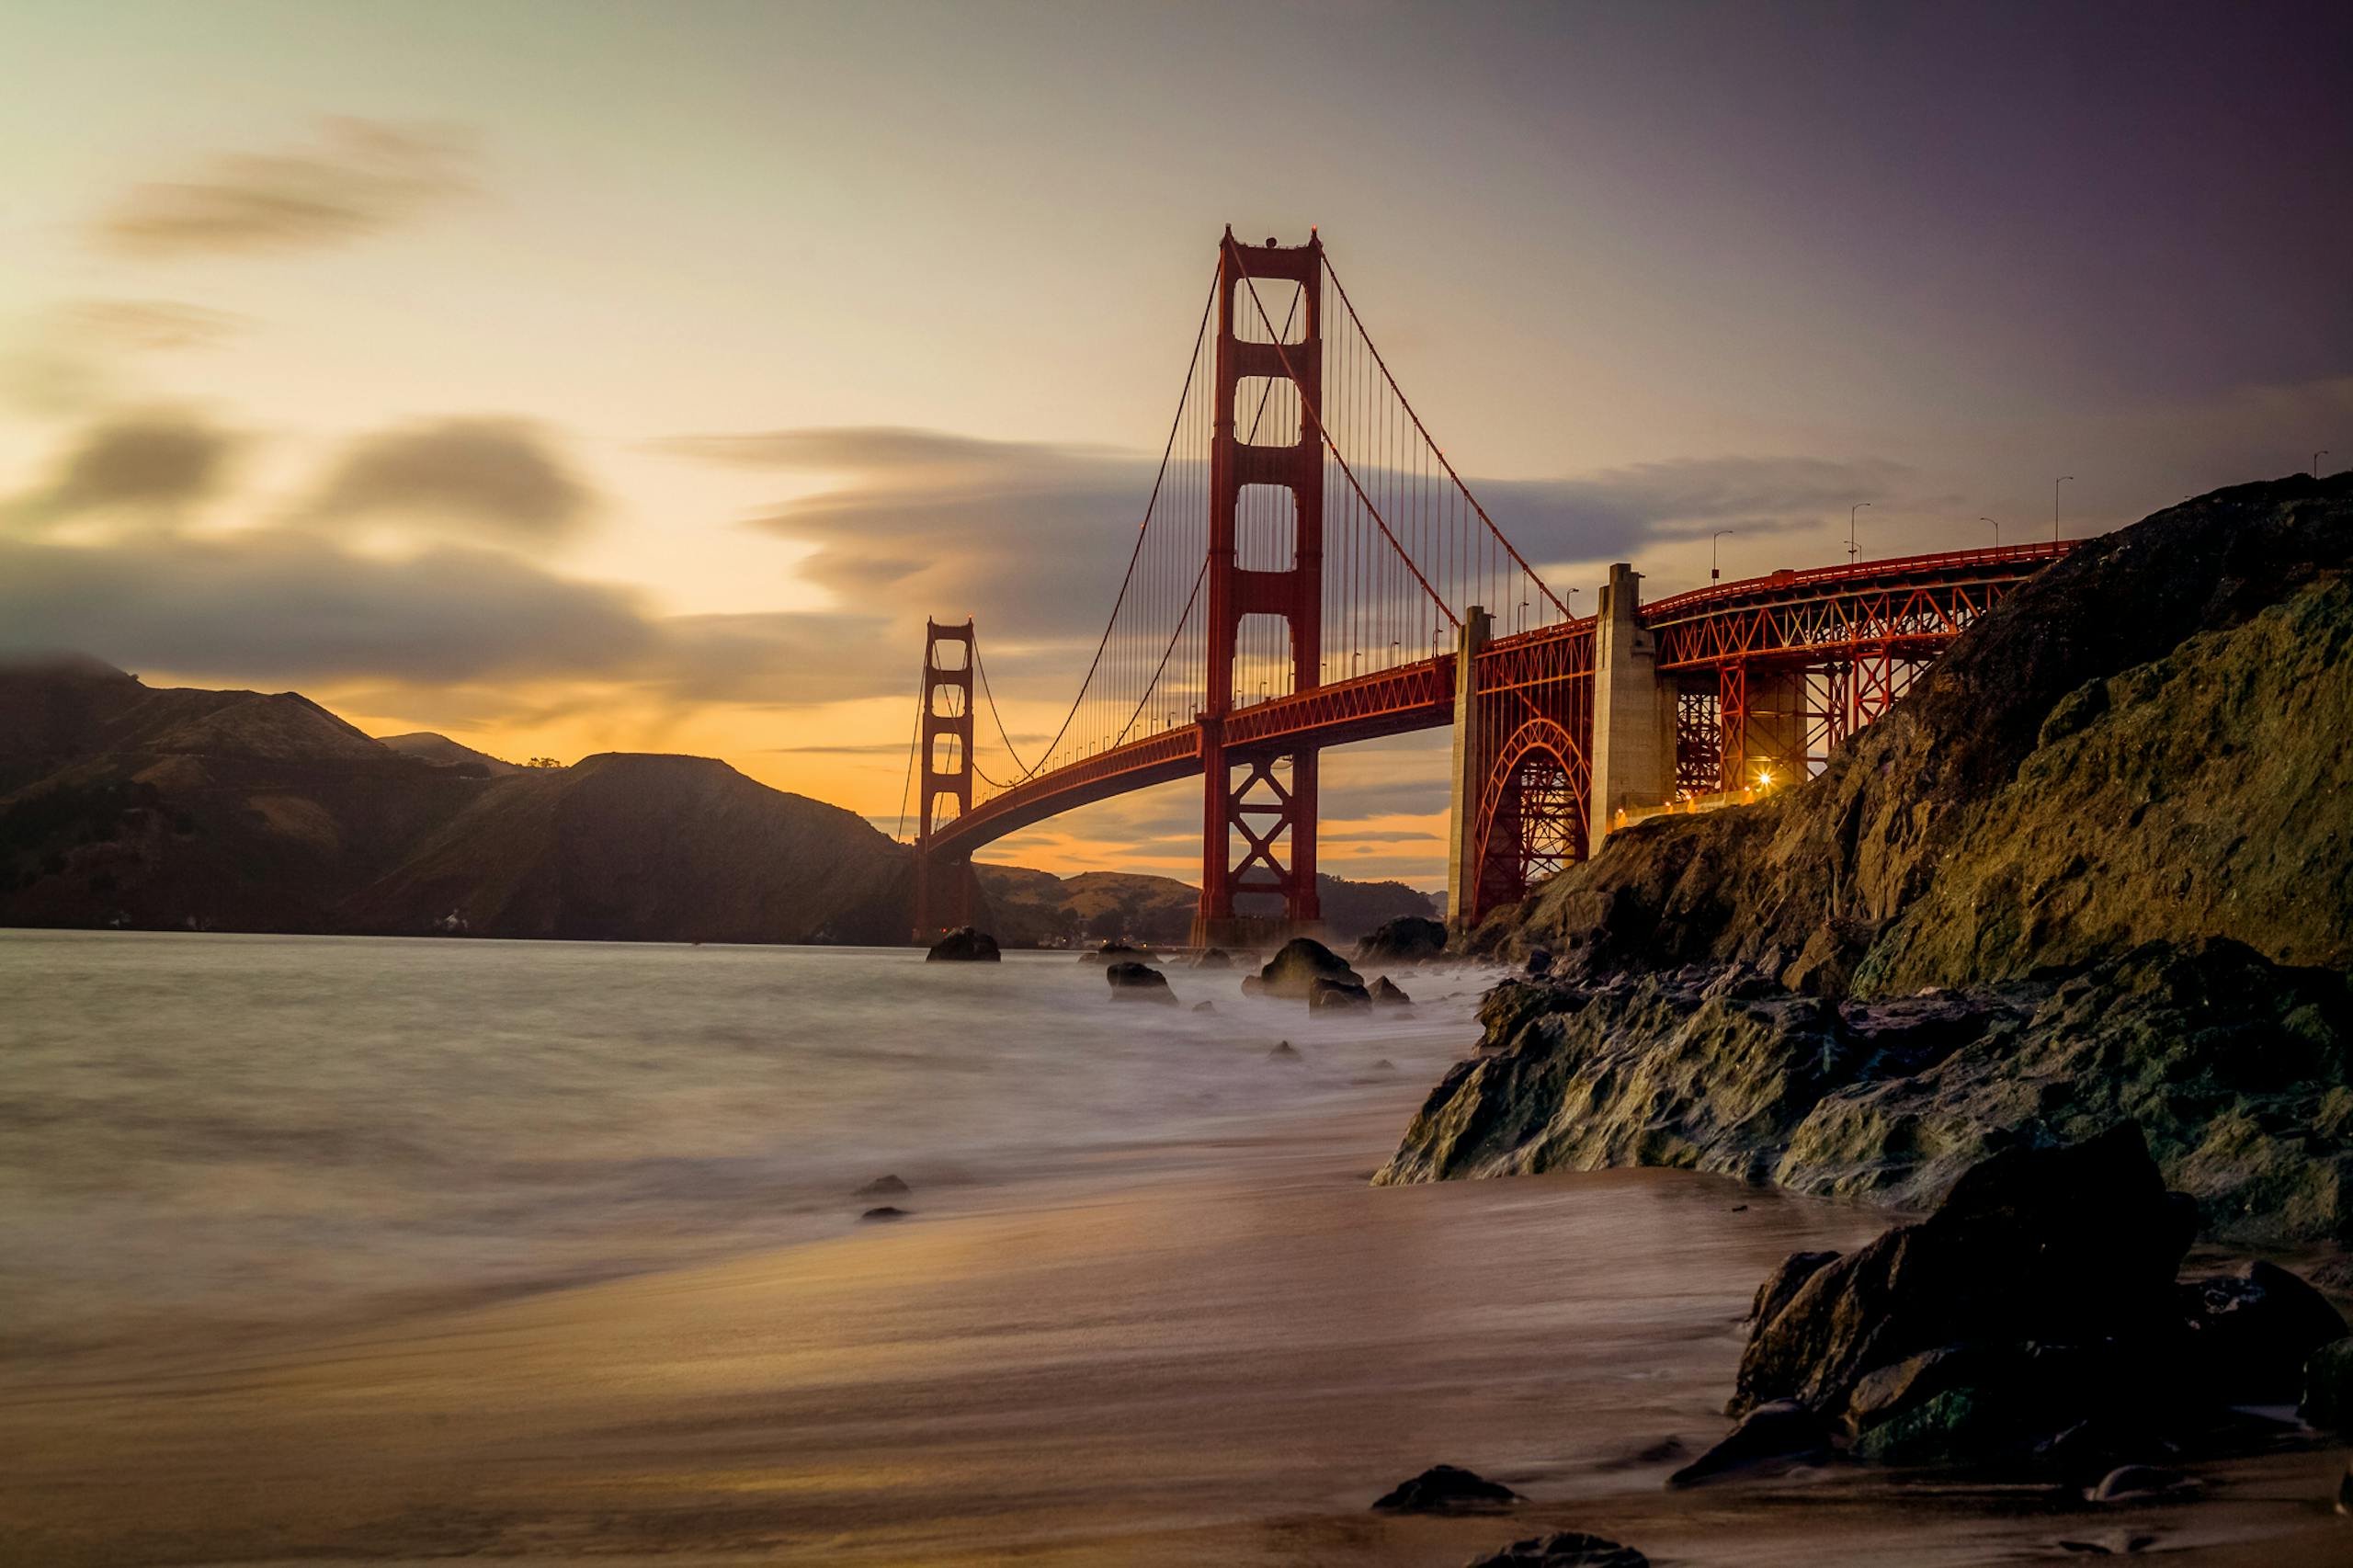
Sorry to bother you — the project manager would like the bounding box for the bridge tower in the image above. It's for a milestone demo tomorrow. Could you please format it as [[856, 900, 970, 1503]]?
[[1192, 229, 1325, 949], [913, 618, 977, 939]]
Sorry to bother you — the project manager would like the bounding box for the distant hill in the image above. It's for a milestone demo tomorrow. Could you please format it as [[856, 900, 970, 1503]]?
[[975, 863, 1438, 947], [0, 658, 1439, 946], [0, 663, 905, 942], [377, 732, 521, 775]]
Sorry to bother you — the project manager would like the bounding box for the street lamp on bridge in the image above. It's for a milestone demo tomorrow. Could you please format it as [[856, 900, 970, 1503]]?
[[1712, 528, 1733, 582], [1981, 517, 1999, 550], [1848, 503, 1870, 566], [2054, 476, 2074, 543]]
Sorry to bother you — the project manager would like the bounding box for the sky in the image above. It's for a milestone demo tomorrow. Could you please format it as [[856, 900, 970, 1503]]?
[[2, 0, 2347, 887]]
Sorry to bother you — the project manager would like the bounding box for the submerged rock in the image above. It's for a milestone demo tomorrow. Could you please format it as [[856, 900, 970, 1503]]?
[[1256, 937, 1363, 998], [1267, 1040, 1302, 1062], [1106, 960, 1177, 1004], [2176, 1260, 2348, 1403], [854, 1174, 910, 1199], [1667, 1400, 1835, 1486], [1371, 975, 1413, 1006], [2086, 1465, 2198, 1504], [1192, 999, 1216, 1013], [1370, 1462, 1521, 1514], [926, 926, 1001, 962], [1461, 1530, 1649, 1568], [1308, 976, 1373, 1012], [1192, 947, 1235, 971], [1082, 941, 1150, 965], [2300, 1336, 2353, 1429], [858, 1206, 907, 1222], [1358, 915, 1448, 965]]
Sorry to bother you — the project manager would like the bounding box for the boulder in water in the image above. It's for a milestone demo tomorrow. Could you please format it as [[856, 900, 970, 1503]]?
[[854, 1174, 910, 1199], [1082, 940, 1150, 965], [1369, 1462, 1521, 1514], [1357, 915, 1448, 965], [858, 1206, 908, 1222], [1462, 1531, 1649, 1568], [2176, 1259, 2348, 1403], [1667, 1400, 1836, 1487], [1192, 947, 1235, 971], [1267, 1040, 1302, 1062], [1256, 937, 1362, 998], [2300, 1336, 2353, 1429], [1309, 976, 1373, 1012], [926, 926, 1001, 962], [1733, 1126, 2194, 1421], [1106, 960, 1177, 1004], [1370, 975, 1413, 1006]]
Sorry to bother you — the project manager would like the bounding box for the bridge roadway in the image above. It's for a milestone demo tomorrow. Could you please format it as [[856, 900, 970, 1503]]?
[[926, 539, 2073, 920]]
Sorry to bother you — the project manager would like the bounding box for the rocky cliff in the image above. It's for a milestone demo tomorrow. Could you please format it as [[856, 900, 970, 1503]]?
[[1384, 475, 2353, 1247]]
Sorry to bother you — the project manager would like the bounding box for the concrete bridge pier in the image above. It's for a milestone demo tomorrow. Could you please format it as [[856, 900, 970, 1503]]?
[[1443, 605, 1492, 926], [1586, 562, 1677, 848]]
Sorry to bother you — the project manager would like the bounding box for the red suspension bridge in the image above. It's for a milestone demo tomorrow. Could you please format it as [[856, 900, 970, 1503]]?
[[907, 231, 2070, 944]]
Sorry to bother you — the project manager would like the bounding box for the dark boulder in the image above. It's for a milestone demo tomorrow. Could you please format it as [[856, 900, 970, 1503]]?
[[858, 1206, 907, 1222], [1462, 1532, 1649, 1568], [1267, 1040, 1302, 1062], [1358, 915, 1448, 965], [2301, 1336, 2353, 1429], [1667, 1400, 1836, 1487], [1082, 941, 1149, 965], [1369, 1463, 1521, 1514], [926, 926, 1001, 962], [1733, 1126, 2194, 1419], [1523, 949, 1553, 978], [1309, 976, 1373, 1012], [854, 1174, 909, 1199], [1106, 961, 1177, 1004], [1257, 937, 1363, 998], [1750, 1249, 1839, 1328], [2086, 1464, 2197, 1504], [1371, 975, 1413, 1006], [1192, 947, 1235, 971], [2176, 1260, 2348, 1403], [1192, 999, 1216, 1013]]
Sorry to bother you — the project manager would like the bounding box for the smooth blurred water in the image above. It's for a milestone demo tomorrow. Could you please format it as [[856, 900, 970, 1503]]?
[[0, 929, 1486, 1360]]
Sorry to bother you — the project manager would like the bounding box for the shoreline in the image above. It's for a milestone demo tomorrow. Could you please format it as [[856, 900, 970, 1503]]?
[[7, 1062, 2346, 1567]]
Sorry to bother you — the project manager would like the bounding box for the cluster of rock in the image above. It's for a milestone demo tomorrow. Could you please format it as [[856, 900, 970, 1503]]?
[[1243, 936, 1416, 1012], [924, 926, 1001, 962], [1383, 480, 2353, 1257], [1376, 937, 2353, 1249], [1671, 1128, 2349, 1491]]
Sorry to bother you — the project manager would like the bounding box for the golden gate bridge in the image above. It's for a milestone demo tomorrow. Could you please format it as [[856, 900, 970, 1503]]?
[[905, 230, 2069, 943]]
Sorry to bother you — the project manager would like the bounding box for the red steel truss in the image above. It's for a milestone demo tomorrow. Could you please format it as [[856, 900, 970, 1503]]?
[[908, 233, 2078, 938]]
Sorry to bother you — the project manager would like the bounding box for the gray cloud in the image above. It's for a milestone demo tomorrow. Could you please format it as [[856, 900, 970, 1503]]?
[[27, 410, 240, 518], [0, 531, 649, 687], [306, 417, 593, 542], [668, 426, 1931, 656], [92, 119, 478, 260], [1479, 455, 1924, 568], [0, 530, 904, 710]]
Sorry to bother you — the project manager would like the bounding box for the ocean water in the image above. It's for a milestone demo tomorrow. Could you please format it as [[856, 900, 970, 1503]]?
[[0, 928, 1484, 1361]]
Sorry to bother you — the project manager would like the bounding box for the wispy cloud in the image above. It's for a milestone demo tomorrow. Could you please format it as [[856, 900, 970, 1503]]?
[[91, 119, 478, 260]]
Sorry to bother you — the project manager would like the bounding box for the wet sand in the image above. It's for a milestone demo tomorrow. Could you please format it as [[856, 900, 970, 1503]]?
[[6, 1090, 2348, 1567]]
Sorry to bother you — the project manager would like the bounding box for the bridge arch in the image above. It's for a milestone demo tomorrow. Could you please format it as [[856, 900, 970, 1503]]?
[[1470, 716, 1590, 922]]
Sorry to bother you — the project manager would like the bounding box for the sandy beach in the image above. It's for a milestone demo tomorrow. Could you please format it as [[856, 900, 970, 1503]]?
[[7, 1075, 2347, 1568]]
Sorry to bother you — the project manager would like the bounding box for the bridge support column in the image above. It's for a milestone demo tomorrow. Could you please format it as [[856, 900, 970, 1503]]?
[[1587, 562, 1676, 846], [1444, 605, 1492, 926], [913, 619, 976, 942]]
